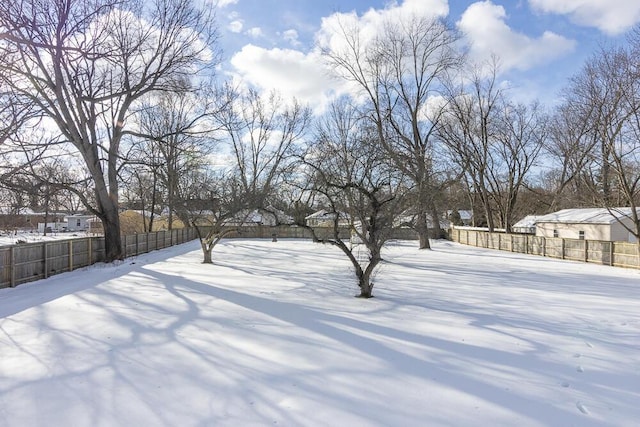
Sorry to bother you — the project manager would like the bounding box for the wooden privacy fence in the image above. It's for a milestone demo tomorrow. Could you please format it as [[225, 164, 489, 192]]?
[[0, 228, 197, 289], [218, 225, 420, 241], [450, 227, 640, 269], [0, 225, 419, 290]]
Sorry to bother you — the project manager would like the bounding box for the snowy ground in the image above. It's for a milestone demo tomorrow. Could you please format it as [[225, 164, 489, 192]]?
[[0, 230, 94, 247], [0, 239, 638, 426]]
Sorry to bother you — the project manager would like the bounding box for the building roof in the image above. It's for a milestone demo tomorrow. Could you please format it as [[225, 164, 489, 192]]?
[[305, 209, 348, 220], [513, 215, 543, 229], [534, 208, 639, 225], [447, 209, 473, 220]]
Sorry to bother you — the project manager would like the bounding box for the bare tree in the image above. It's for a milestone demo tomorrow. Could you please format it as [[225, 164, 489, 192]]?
[[126, 85, 221, 229], [488, 101, 546, 231], [216, 86, 311, 211], [298, 100, 409, 298], [178, 169, 248, 264], [320, 13, 463, 248], [0, 0, 219, 261], [438, 61, 503, 231], [548, 33, 640, 241]]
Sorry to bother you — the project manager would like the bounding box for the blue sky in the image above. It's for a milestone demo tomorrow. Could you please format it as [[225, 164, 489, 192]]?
[[214, 0, 640, 109]]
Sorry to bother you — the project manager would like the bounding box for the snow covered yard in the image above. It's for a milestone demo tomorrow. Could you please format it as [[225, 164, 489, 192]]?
[[0, 239, 638, 427], [0, 230, 94, 247]]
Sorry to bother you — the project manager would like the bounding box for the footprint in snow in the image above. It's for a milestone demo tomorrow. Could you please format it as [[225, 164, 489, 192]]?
[[585, 341, 594, 348], [576, 401, 590, 415], [577, 365, 585, 373]]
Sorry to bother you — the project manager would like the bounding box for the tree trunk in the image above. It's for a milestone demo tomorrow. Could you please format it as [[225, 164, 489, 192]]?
[[202, 246, 213, 264], [419, 233, 431, 249], [416, 212, 431, 249], [358, 278, 374, 298], [96, 185, 124, 261], [102, 209, 123, 262]]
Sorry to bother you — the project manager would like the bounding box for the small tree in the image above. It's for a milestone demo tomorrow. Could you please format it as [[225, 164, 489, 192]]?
[[298, 100, 408, 298], [177, 172, 247, 264]]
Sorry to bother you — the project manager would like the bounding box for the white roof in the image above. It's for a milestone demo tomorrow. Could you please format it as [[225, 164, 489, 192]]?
[[0, 207, 41, 215], [305, 209, 347, 220], [513, 215, 543, 228], [534, 208, 639, 225], [447, 210, 472, 220]]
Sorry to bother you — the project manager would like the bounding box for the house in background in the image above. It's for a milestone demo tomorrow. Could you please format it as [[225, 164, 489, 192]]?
[[0, 207, 52, 231], [534, 208, 640, 242], [447, 209, 473, 226], [512, 215, 543, 234], [37, 214, 95, 233], [305, 209, 349, 227], [227, 209, 294, 227]]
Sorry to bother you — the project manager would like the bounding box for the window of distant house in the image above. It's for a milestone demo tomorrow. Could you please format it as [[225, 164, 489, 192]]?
[[553, 229, 558, 238], [77, 219, 81, 227], [578, 230, 585, 240]]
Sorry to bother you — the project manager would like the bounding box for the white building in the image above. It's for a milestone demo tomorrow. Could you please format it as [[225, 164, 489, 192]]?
[[38, 214, 94, 233], [305, 209, 349, 227], [512, 215, 543, 234], [534, 208, 640, 242]]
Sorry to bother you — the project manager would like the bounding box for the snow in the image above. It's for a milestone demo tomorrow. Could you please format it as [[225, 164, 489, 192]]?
[[535, 207, 640, 225], [0, 230, 95, 247], [1, 239, 638, 426]]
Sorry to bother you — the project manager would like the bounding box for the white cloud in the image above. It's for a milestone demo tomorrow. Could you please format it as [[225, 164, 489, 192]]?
[[245, 27, 263, 38], [228, 0, 450, 114], [529, 0, 640, 35], [316, 0, 449, 53], [458, 1, 576, 71], [228, 20, 243, 33], [217, 0, 239, 7], [282, 29, 301, 46], [229, 44, 344, 114]]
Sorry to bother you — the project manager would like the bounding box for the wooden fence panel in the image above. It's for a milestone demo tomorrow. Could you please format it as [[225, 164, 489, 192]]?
[[0, 248, 10, 288], [0, 228, 198, 289], [612, 242, 638, 268], [587, 241, 612, 265], [0, 225, 421, 290], [451, 228, 640, 270], [564, 239, 586, 261]]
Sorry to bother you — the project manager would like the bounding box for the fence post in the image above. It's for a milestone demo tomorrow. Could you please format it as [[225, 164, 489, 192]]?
[[543, 237, 546, 257], [510, 234, 514, 252], [610, 242, 614, 266], [88, 238, 92, 266], [561, 239, 565, 260], [69, 240, 73, 272], [584, 240, 588, 263], [135, 233, 139, 255], [43, 243, 49, 279], [10, 246, 15, 287]]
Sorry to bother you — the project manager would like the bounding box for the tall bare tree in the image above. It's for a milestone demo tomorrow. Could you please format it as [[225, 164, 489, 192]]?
[[127, 85, 220, 229], [546, 30, 640, 241], [216, 86, 311, 213], [0, 0, 219, 261], [320, 13, 463, 248], [438, 62, 503, 231]]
